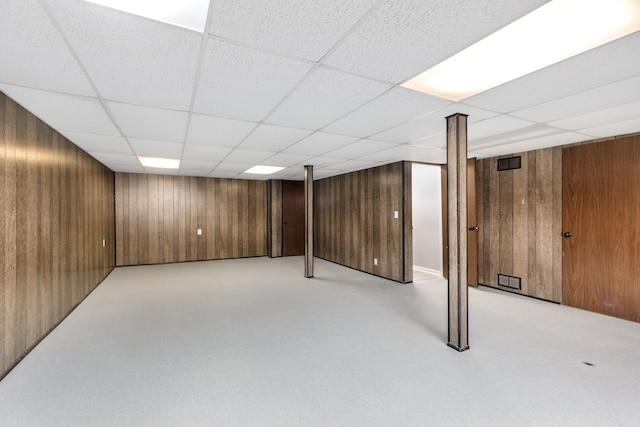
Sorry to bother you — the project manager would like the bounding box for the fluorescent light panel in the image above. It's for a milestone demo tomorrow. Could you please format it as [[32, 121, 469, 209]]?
[[85, 0, 209, 32], [138, 156, 180, 169], [402, 0, 640, 101], [244, 165, 286, 175]]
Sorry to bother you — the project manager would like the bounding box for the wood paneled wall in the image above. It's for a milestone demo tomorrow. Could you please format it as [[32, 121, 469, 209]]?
[[115, 173, 267, 266], [267, 180, 283, 258], [1, 91, 115, 379], [314, 162, 412, 283], [476, 147, 562, 302]]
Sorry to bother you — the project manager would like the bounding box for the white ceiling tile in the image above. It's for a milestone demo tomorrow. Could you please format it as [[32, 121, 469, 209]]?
[[407, 148, 447, 164], [213, 162, 254, 173], [238, 124, 313, 151], [442, 103, 500, 120], [61, 131, 133, 155], [208, 0, 377, 61], [45, 0, 201, 110], [324, 140, 398, 159], [370, 110, 448, 143], [108, 164, 146, 173], [0, 0, 95, 96], [410, 133, 446, 149], [144, 167, 178, 175], [330, 160, 377, 172], [283, 132, 359, 156], [313, 169, 342, 179], [262, 153, 312, 167], [224, 149, 273, 164], [510, 76, 640, 123], [304, 157, 344, 168], [465, 32, 640, 113], [186, 114, 257, 148], [0, 84, 118, 135], [194, 39, 314, 122], [107, 102, 188, 142], [359, 144, 433, 162], [549, 100, 640, 131], [208, 171, 241, 179], [182, 144, 233, 161], [468, 115, 535, 141], [179, 169, 213, 177], [324, 0, 548, 83], [324, 87, 451, 137], [266, 66, 392, 129], [129, 139, 184, 158], [179, 160, 219, 171], [88, 152, 141, 167], [578, 118, 640, 139], [475, 132, 587, 156], [469, 124, 563, 150]]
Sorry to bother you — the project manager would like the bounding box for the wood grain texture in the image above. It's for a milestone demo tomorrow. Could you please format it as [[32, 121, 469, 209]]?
[[266, 179, 283, 257], [476, 148, 562, 302], [563, 136, 640, 322], [282, 180, 304, 257], [115, 174, 267, 266], [304, 166, 314, 277], [1, 91, 115, 379], [314, 162, 411, 283], [446, 114, 469, 351]]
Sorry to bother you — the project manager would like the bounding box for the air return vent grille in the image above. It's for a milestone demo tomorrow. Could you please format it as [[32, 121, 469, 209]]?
[[498, 274, 521, 290], [497, 156, 521, 171]]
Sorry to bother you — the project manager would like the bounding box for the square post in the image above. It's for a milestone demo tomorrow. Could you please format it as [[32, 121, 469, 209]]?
[[446, 114, 469, 352]]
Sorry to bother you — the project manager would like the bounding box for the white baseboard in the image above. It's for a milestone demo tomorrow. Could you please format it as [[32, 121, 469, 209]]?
[[413, 265, 441, 276]]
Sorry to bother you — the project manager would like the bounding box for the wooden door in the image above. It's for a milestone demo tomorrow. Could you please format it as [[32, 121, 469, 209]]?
[[563, 136, 640, 322], [282, 180, 305, 256], [467, 158, 478, 286], [441, 158, 478, 286]]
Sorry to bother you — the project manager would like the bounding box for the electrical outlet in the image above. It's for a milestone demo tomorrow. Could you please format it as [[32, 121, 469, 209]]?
[[197, 228, 202, 236], [102, 238, 105, 248], [374, 258, 378, 266], [394, 211, 399, 219]]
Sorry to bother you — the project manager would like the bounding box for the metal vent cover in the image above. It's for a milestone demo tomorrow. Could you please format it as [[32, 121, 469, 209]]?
[[497, 156, 521, 171], [498, 274, 521, 290]]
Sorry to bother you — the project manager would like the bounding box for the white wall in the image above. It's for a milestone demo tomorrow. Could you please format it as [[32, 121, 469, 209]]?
[[412, 163, 443, 274]]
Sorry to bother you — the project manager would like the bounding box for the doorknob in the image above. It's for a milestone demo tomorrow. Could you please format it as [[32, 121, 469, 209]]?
[[564, 232, 572, 238], [468, 226, 479, 231]]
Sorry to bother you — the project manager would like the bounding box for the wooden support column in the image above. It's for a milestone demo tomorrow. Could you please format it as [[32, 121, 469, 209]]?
[[267, 180, 283, 258], [304, 165, 314, 278], [446, 113, 469, 352]]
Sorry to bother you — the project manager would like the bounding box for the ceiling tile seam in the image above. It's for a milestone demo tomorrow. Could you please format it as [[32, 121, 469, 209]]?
[[312, 0, 387, 65], [37, 0, 144, 170], [209, 64, 323, 174], [179, 0, 225, 177], [208, 0, 392, 174], [503, 73, 640, 117]]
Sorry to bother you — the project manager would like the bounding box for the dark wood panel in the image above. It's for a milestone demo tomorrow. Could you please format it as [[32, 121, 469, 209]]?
[[267, 180, 283, 257], [563, 136, 640, 322], [1, 91, 115, 379], [314, 162, 411, 283], [282, 180, 304, 256], [476, 148, 562, 302], [115, 174, 267, 266]]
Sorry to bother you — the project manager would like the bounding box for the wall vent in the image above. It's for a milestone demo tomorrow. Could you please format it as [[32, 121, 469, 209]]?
[[497, 156, 521, 171], [498, 274, 521, 290]]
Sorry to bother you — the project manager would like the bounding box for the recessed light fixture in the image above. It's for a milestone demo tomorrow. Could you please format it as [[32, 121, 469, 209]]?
[[138, 156, 180, 169], [85, 0, 210, 32], [402, 0, 640, 101], [244, 165, 286, 175]]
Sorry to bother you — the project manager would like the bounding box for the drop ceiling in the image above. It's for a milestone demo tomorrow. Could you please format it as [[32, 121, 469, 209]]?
[[1, 0, 639, 180]]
